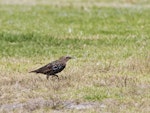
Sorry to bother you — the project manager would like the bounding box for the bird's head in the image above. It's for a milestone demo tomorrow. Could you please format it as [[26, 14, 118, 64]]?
[[59, 56, 74, 62]]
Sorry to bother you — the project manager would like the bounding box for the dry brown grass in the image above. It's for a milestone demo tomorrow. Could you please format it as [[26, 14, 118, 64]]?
[[0, 55, 150, 112]]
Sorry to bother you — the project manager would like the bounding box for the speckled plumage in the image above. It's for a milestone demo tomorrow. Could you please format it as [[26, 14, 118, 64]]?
[[30, 56, 73, 79]]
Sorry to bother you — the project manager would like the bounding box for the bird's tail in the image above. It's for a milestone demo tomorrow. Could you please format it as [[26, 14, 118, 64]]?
[[29, 70, 38, 73]]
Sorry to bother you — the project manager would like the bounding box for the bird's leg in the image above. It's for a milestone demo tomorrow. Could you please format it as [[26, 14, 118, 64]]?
[[46, 75, 49, 80], [54, 75, 59, 80]]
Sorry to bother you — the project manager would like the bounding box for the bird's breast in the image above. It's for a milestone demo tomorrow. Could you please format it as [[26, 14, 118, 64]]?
[[52, 63, 66, 73]]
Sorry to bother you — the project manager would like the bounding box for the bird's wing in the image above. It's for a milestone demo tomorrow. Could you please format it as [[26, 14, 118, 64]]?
[[33, 62, 53, 74], [37, 60, 65, 73], [51, 62, 65, 72], [31, 60, 66, 74]]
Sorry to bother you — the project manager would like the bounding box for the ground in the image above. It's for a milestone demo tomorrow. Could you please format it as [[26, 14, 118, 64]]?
[[0, 0, 150, 112]]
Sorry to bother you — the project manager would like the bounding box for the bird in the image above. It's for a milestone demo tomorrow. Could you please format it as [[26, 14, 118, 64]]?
[[29, 56, 73, 80]]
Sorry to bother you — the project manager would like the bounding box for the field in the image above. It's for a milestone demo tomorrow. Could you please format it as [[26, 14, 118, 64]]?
[[0, 0, 150, 112]]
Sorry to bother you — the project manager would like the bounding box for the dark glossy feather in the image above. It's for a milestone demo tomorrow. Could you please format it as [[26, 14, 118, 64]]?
[[30, 56, 72, 79]]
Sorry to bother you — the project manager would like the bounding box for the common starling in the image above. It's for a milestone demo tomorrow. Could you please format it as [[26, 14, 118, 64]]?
[[30, 56, 73, 79]]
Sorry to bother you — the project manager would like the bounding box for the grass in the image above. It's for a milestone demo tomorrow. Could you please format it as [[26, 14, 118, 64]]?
[[0, 0, 150, 112]]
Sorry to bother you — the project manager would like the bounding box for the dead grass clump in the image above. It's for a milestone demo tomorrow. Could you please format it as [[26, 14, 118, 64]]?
[[99, 61, 115, 73], [93, 74, 139, 88], [125, 55, 150, 74]]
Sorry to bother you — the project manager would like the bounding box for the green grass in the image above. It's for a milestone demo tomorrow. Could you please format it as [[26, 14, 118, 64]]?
[[0, 0, 150, 112]]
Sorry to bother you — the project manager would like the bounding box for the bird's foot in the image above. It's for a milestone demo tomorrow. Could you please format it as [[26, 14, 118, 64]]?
[[54, 75, 59, 80], [46, 75, 49, 80], [51, 75, 59, 80]]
